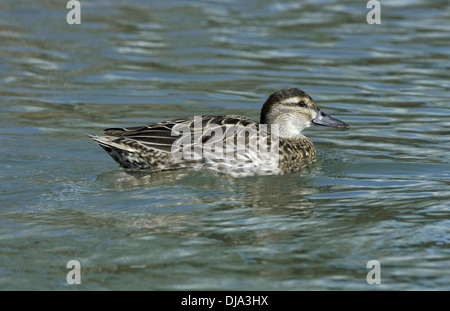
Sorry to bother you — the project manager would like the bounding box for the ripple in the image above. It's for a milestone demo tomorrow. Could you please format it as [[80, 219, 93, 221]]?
[[0, 0, 449, 290]]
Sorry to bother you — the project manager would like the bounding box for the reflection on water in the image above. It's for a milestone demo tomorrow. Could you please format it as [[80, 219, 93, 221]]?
[[0, 0, 449, 290], [96, 167, 318, 215]]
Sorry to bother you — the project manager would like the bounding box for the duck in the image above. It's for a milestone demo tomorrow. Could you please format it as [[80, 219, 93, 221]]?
[[90, 88, 349, 177]]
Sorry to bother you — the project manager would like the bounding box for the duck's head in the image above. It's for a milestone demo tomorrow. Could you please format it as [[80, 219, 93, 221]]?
[[260, 88, 349, 139]]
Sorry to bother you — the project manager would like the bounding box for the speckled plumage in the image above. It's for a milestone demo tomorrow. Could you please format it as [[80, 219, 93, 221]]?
[[278, 137, 316, 172], [90, 88, 349, 177]]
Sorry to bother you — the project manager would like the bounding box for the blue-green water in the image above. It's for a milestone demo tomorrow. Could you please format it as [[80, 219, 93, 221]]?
[[1, 0, 449, 290]]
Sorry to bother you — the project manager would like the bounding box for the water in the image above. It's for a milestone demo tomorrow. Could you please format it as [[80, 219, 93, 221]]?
[[1, 0, 449, 290]]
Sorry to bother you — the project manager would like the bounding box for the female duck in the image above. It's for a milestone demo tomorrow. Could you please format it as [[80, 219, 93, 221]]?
[[90, 88, 349, 177]]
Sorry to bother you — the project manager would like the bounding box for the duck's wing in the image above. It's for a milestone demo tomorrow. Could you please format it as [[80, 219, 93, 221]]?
[[99, 119, 188, 153], [91, 115, 259, 154]]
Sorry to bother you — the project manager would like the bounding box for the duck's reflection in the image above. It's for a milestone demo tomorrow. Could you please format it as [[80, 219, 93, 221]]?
[[96, 161, 321, 224]]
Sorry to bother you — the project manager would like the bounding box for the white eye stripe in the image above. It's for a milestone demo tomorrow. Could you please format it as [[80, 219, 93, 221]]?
[[279, 97, 309, 106], [279, 97, 302, 105]]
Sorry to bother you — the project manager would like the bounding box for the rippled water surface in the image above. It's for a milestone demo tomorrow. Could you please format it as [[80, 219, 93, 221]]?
[[1, 0, 449, 290]]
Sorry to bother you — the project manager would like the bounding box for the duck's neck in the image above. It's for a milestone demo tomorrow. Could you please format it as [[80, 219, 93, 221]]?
[[262, 111, 311, 141], [264, 121, 309, 141]]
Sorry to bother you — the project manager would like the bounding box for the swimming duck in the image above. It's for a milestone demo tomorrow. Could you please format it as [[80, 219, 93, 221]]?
[[90, 88, 349, 177]]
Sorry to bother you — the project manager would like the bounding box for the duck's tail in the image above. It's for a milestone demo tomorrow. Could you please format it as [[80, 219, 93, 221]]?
[[89, 134, 162, 169]]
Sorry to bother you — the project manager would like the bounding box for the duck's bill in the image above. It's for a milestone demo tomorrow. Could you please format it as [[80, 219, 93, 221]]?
[[312, 109, 350, 129]]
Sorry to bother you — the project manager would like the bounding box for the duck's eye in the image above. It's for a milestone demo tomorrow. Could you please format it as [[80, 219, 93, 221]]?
[[297, 101, 306, 107]]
